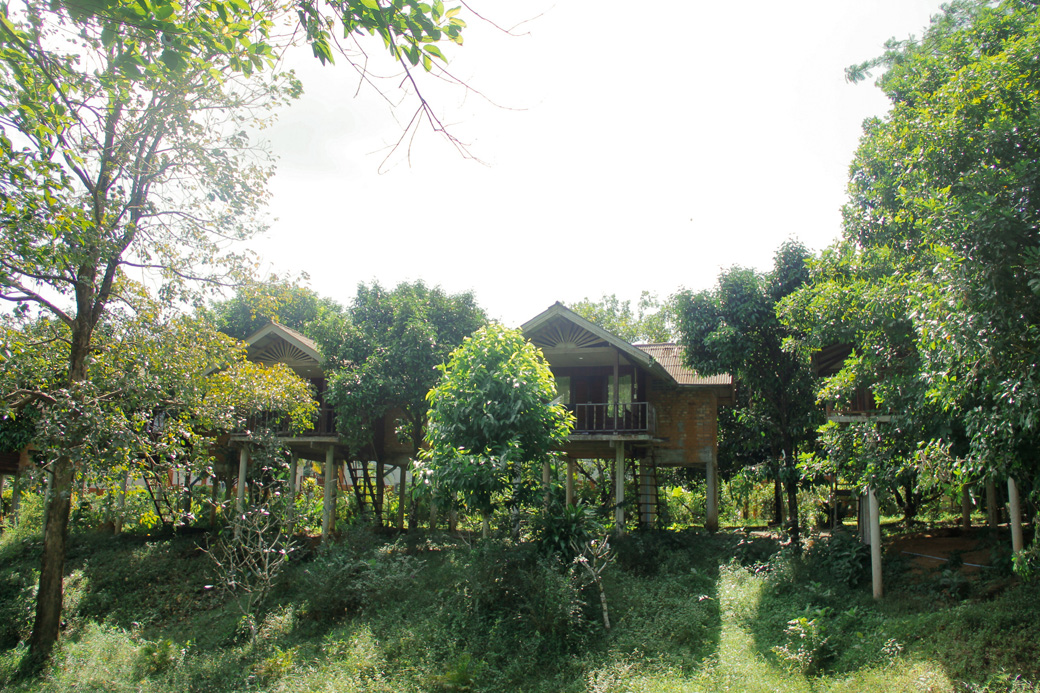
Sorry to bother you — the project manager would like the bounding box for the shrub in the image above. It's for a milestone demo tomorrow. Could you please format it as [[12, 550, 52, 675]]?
[[531, 502, 602, 558], [803, 530, 871, 587]]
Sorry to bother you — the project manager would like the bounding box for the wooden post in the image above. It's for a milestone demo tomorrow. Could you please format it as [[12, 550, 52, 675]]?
[[869, 487, 883, 599], [113, 471, 129, 535], [986, 476, 999, 529], [1008, 476, 1024, 555], [322, 446, 336, 543], [614, 443, 625, 535], [706, 454, 719, 532], [961, 485, 972, 530], [566, 458, 575, 506], [397, 462, 408, 531]]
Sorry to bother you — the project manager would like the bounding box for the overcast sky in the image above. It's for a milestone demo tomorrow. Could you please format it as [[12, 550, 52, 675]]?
[[250, 0, 946, 327]]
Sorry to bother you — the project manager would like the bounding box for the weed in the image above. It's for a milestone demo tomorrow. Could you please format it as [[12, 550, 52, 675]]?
[[253, 645, 297, 684], [133, 637, 183, 679], [429, 653, 482, 692], [772, 615, 832, 675]]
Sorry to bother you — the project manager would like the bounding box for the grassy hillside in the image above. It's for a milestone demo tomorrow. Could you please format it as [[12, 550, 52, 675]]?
[[0, 524, 1037, 692]]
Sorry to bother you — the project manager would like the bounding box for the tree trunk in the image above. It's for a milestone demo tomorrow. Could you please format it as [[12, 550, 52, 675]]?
[[773, 474, 784, 526], [28, 456, 75, 662], [783, 446, 800, 545], [785, 477, 800, 544]]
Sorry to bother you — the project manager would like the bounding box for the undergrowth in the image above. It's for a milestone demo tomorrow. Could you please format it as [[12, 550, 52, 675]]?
[[0, 526, 1036, 692]]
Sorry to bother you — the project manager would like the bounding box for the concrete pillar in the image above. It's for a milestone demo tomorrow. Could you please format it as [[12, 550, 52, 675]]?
[[566, 458, 575, 506], [614, 444, 625, 536], [397, 461, 408, 531], [1009, 476, 1024, 555], [288, 454, 298, 500], [858, 493, 871, 544], [234, 447, 249, 540], [287, 453, 298, 535], [235, 447, 249, 515], [322, 446, 336, 542], [706, 455, 719, 532], [986, 476, 999, 528], [869, 487, 883, 599]]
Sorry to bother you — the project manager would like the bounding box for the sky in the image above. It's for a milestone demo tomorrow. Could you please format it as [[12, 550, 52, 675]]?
[[251, 0, 947, 327]]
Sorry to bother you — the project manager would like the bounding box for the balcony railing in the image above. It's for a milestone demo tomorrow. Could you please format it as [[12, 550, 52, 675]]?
[[243, 401, 336, 437], [570, 402, 655, 435]]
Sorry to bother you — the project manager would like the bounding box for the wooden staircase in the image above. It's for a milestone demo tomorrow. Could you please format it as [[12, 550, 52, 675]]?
[[347, 460, 383, 522], [638, 462, 659, 529]]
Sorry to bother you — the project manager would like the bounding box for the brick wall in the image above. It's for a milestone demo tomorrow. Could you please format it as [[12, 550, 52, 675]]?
[[648, 383, 718, 467]]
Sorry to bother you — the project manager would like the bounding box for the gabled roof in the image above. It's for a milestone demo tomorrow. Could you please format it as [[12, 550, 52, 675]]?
[[522, 303, 732, 390], [244, 321, 323, 378], [523, 302, 659, 370]]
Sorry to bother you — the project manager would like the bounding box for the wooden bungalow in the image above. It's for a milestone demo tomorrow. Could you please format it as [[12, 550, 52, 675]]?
[[521, 303, 734, 531], [230, 322, 411, 536]]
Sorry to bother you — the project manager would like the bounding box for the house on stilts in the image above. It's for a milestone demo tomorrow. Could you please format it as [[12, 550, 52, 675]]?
[[521, 303, 734, 530]]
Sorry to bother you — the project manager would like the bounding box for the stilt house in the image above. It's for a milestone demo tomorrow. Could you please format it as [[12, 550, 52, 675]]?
[[521, 303, 734, 530], [230, 322, 412, 534]]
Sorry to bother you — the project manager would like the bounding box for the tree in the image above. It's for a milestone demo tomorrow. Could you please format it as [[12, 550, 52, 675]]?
[[570, 292, 674, 343], [779, 244, 957, 524], [787, 0, 1040, 508], [210, 279, 344, 342], [674, 241, 821, 542], [320, 281, 486, 523], [0, 0, 309, 662], [418, 324, 573, 536]]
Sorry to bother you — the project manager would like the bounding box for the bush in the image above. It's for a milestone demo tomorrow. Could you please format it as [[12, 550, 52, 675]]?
[[803, 530, 871, 587], [440, 542, 591, 671], [531, 502, 602, 558], [294, 539, 422, 624]]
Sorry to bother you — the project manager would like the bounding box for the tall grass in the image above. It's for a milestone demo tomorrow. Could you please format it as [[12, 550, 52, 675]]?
[[0, 527, 1037, 692]]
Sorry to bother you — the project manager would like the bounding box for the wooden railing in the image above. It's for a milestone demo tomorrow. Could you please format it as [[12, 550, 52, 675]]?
[[570, 402, 655, 435], [244, 400, 336, 436]]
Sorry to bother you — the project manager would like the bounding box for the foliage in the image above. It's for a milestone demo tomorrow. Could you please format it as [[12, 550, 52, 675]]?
[[209, 279, 344, 341], [772, 614, 832, 675], [324, 281, 486, 457], [0, 0, 312, 658], [1, 528, 1040, 692], [803, 531, 871, 588], [784, 0, 1040, 493], [531, 501, 602, 558], [204, 506, 298, 639], [419, 324, 573, 531], [570, 291, 674, 343], [675, 240, 822, 541]]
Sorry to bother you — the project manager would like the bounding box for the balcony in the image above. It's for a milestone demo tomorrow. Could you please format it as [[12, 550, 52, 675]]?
[[570, 402, 656, 435], [242, 399, 337, 437]]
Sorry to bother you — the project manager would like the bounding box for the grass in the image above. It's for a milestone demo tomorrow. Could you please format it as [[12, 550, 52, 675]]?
[[0, 521, 1038, 693]]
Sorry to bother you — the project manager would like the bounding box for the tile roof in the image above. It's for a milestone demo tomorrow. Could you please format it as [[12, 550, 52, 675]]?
[[637, 343, 732, 386]]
